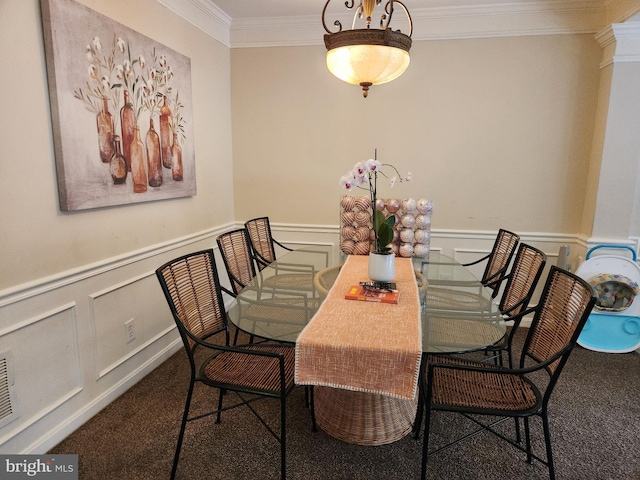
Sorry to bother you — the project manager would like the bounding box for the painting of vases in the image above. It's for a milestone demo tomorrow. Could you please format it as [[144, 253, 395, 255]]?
[[41, 0, 196, 211]]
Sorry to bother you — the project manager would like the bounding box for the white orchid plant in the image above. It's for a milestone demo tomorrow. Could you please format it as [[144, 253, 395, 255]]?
[[340, 157, 412, 254]]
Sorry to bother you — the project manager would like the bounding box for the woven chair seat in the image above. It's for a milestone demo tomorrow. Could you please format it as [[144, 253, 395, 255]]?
[[425, 316, 504, 350], [313, 264, 343, 298], [426, 355, 539, 413], [426, 287, 492, 311], [203, 343, 295, 393], [263, 273, 315, 291], [241, 296, 321, 323]]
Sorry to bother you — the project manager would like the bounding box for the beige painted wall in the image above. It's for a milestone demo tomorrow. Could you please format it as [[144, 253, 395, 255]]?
[[231, 35, 602, 234], [0, 0, 233, 290]]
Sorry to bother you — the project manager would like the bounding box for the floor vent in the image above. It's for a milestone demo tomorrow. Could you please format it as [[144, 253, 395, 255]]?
[[0, 351, 18, 428]]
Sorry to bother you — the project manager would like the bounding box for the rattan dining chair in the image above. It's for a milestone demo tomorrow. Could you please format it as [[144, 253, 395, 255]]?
[[217, 229, 321, 346], [156, 249, 297, 480], [217, 228, 258, 296], [245, 217, 291, 271], [483, 242, 547, 367], [464, 228, 520, 298], [419, 265, 595, 480]]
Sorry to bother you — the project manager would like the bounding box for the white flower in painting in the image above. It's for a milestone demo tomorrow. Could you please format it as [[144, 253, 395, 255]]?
[[148, 68, 156, 81], [85, 44, 94, 61], [166, 65, 173, 80], [123, 59, 132, 75], [92, 36, 102, 53], [115, 64, 124, 80], [116, 37, 126, 53], [88, 64, 98, 79], [138, 55, 146, 69], [159, 55, 167, 67], [100, 74, 110, 92]]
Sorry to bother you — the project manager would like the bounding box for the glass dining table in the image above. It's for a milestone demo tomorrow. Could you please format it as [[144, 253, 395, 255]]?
[[226, 247, 505, 354], [226, 246, 505, 446]]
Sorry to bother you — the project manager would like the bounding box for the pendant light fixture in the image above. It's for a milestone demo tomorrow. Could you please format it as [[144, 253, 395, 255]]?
[[322, 0, 413, 98]]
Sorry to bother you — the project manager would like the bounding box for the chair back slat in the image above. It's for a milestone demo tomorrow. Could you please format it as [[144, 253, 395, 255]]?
[[483, 229, 520, 295], [217, 229, 257, 294], [499, 243, 546, 316], [523, 265, 595, 376], [245, 217, 277, 271], [156, 250, 227, 349]]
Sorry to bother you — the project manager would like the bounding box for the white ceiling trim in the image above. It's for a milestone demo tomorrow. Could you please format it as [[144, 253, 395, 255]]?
[[156, 0, 231, 46], [157, 0, 608, 48]]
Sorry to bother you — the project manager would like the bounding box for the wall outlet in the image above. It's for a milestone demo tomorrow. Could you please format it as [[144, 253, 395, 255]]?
[[124, 319, 135, 344]]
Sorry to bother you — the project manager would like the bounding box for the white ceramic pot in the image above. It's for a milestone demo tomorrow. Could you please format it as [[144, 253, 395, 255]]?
[[368, 252, 396, 282]]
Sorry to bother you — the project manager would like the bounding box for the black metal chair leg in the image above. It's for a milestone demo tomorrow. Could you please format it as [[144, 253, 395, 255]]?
[[171, 381, 195, 480], [280, 394, 287, 480], [310, 386, 317, 433], [542, 412, 556, 480], [216, 388, 224, 423], [420, 406, 432, 480], [524, 417, 533, 464]]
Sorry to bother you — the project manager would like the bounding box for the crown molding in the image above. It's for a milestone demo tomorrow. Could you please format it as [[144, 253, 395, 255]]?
[[158, 0, 610, 48], [597, 21, 640, 67], [156, 0, 231, 46]]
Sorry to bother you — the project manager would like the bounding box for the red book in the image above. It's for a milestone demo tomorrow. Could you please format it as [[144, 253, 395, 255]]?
[[344, 285, 400, 304]]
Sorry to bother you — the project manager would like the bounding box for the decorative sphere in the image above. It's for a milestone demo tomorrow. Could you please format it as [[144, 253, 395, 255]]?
[[340, 239, 355, 254], [355, 226, 370, 242], [341, 211, 355, 226], [414, 243, 430, 258], [399, 228, 415, 243], [375, 198, 386, 211], [401, 214, 416, 228], [386, 198, 400, 213], [414, 229, 431, 244], [354, 196, 371, 211], [341, 195, 356, 211], [341, 225, 356, 240], [354, 210, 371, 226], [354, 240, 371, 255], [417, 199, 430, 214], [399, 243, 414, 258], [402, 198, 417, 213], [415, 214, 431, 229]]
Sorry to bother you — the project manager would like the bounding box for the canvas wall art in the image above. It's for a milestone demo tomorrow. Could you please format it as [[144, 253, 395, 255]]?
[[41, 0, 196, 211]]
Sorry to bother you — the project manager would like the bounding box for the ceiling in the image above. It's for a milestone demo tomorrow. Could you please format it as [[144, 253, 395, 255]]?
[[209, 0, 523, 19]]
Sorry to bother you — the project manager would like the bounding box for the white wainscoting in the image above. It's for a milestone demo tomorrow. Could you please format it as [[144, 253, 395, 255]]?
[[0, 222, 634, 453]]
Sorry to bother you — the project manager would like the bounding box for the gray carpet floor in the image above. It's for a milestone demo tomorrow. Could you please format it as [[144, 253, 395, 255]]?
[[49, 329, 640, 479]]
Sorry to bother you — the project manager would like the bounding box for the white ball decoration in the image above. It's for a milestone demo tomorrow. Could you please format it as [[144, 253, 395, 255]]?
[[399, 243, 414, 258], [402, 198, 417, 213], [417, 199, 430, 214], [414, 243, 430, 258], [399, 228, 415, 243], [415, 214, 431, 229], [414, 229, 431, 244], [375, 198, 386, 211], [401, 214, 416, 228]]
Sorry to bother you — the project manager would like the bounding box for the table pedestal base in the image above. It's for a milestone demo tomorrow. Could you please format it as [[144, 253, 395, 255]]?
[[314, 386, 418, 446]]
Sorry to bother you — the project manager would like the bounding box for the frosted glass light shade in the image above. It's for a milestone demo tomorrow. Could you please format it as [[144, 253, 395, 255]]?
[[326, 44, 410, 86]]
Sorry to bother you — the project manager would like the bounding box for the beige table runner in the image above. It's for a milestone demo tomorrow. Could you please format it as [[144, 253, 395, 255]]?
[[295, 255, 422, 400]]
